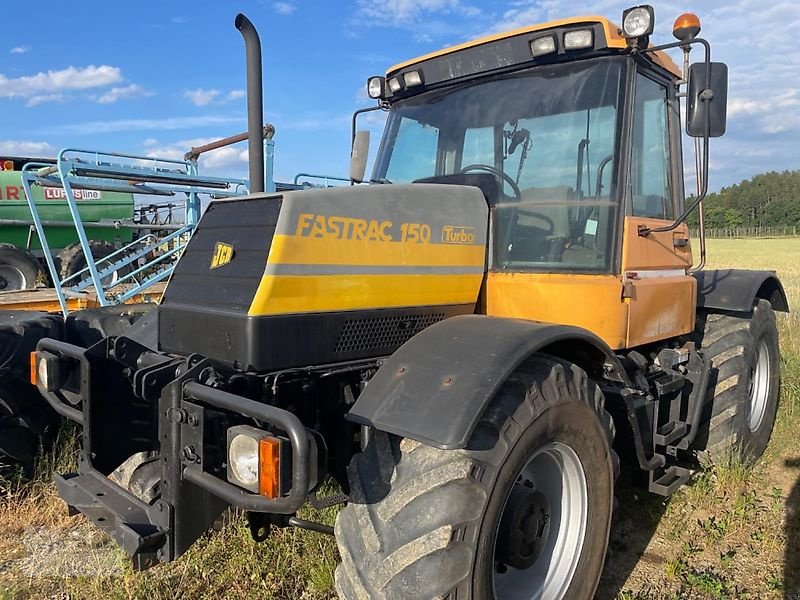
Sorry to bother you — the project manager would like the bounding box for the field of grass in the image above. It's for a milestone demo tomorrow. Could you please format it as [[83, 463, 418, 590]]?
[[1, 237, 798, 600]]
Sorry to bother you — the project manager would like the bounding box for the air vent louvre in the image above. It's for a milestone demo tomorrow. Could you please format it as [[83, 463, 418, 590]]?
[[334, 313, 445, 354]]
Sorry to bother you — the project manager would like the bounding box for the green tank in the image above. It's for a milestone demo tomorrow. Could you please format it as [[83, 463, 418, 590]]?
[[0, 168, 134, 252]]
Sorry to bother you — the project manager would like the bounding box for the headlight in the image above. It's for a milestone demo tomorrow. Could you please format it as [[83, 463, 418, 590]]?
[[33, 351, 61, 392], [622, 5, 655, 39], [229, 433, 259, 486], [387, 77, 402, 94], [226, 424, 283, 497], [367, 76, 385, 99], [37, 354, 49, 389], [563, 29, 593, 50], [530, 35, 557, 57], [402, 70, 424, 88]]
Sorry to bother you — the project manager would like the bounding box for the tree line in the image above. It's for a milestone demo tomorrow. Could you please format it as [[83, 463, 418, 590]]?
[[687, 170, 800, 229]]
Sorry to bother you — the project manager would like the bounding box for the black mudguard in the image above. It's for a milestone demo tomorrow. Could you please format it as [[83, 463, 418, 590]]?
[[693, 269, 789, 313], [347, 314, 626, 450]]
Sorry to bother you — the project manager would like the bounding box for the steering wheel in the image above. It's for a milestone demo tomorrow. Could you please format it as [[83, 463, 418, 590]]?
[[460, 164, 521, 201]]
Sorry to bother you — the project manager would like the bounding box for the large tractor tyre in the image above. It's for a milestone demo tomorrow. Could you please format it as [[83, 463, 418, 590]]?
[[0, 247, 41, 292], [57, 240, 126, 287], [692, 299, 781, 465], [335, 356, 615, 600], [0, 379, 60, 476]]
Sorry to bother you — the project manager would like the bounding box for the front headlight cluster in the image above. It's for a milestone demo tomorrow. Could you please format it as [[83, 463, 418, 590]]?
[[226, 424, 283, 498], [32, 351, 61, 392]]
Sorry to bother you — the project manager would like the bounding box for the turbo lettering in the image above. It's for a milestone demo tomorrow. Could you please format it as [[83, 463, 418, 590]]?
[[442, 226, 477, 244]]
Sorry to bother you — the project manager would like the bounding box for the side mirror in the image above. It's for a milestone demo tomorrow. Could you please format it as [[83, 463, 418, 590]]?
[[686, 62, 728, 138], [350, 130, 370, 183]]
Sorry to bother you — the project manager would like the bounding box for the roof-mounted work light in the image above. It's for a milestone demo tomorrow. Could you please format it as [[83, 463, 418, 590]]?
[[367, 76, 385, 100], [622, 5, 655, 41]]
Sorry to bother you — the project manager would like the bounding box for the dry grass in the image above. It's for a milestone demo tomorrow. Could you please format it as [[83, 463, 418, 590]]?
[[1, 237, 799, 599]]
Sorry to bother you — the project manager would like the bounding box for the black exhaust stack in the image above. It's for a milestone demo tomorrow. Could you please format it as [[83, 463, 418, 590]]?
[[235, 13, 265, 194]]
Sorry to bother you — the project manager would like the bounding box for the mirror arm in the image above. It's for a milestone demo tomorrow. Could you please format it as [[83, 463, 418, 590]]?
[[639, 38, 712, 236]]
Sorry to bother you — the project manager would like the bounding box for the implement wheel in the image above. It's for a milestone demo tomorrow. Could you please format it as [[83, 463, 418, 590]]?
[[57, 240, 125, 287], [0, 247, 40, 291], [693, 299, 781, 464], [334, 356, 615, 600]]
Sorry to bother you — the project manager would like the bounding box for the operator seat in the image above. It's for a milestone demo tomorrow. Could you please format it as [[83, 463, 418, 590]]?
[[506, 185, 573, 263]]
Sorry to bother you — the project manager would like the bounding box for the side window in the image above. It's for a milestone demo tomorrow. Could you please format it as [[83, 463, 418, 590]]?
[[631, 74, 673, 219], [384, 117, 439, 182]]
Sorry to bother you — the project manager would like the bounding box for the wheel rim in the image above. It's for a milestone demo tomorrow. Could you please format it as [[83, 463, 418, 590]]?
[[0, 265, 27, 291], [493, 442, 588, 600], [748, 339, 771, 432]]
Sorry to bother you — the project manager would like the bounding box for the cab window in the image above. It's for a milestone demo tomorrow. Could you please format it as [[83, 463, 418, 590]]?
[[383, 117, 439, 183], [630, 74, 673, 219]]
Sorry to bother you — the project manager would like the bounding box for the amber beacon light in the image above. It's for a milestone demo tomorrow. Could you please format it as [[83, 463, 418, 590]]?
[[673, 12, 701, 41]]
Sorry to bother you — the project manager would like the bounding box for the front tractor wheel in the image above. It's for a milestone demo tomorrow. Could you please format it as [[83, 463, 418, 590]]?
[[334, 356, 615, 600]]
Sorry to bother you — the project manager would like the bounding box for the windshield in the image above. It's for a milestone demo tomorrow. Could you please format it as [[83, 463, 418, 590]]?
[[373, 58, 626, 272]]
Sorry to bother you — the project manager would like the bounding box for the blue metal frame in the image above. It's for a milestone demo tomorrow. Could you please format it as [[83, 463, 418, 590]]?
[[293, 173, 351, 187], [20, 148, 250, 316]]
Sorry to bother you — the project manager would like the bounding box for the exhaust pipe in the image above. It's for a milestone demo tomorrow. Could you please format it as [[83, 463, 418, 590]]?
[[235, 13, 265, 194]]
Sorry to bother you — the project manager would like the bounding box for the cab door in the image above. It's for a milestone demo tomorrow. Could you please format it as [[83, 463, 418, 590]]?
[[622, 69, 696, 348]]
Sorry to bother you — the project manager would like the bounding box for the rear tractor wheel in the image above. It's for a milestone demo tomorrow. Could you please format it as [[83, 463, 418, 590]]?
[[334, 356, 615, 600], [693, 299, 781, 465]]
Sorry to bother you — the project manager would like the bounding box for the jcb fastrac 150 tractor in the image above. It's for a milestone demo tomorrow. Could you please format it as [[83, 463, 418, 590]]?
[[34, 7, 788, 599]]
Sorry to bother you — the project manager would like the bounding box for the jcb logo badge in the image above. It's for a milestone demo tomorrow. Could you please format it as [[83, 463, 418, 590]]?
[[211, 242, 234, 269], [442, 226, 476, 244]]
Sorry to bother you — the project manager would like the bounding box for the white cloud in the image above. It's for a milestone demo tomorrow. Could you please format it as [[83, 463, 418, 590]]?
[[26, 94, 66, 107], [10, 45, 30, 54], [183, 88, 247, 106], [0, 140, 55, 156], [354, 0, 480, 25], [96, 83, 152, 104], [48, 115, 243, 135], [273, 2, 296, 15], [183, 88, 220, 107], [0, 65, 123, 100]]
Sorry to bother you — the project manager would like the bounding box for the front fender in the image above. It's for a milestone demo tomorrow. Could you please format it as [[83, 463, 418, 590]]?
[[347, 314, 624, 450]]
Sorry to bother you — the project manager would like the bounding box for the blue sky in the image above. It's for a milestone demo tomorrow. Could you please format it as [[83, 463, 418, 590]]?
[[1, 0, 798, 192]]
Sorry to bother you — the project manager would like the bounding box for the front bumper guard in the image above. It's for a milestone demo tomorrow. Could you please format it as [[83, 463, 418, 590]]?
[[36, 338, 312, 567]]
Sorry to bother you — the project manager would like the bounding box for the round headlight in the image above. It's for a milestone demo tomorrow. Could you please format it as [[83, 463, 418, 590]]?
[[623, 6, 653, 38], [229, 434, 259, 485], [38, 357, 49, 390]]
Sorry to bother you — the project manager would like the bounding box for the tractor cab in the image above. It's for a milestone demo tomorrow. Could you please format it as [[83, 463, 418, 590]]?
[[360, 12, 727, 350]]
